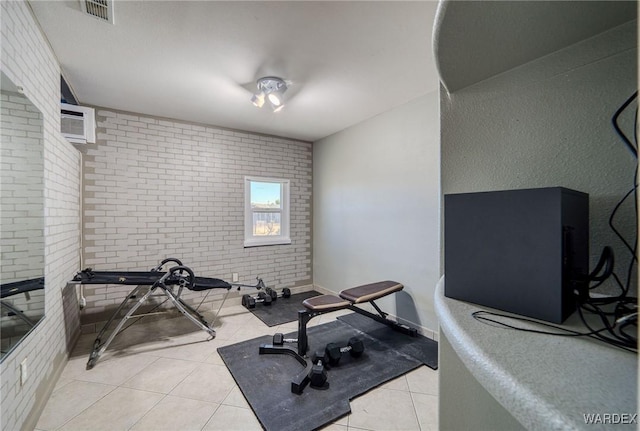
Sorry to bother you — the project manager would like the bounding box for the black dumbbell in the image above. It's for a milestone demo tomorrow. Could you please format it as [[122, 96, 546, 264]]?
[[325, 337, 365, 365], [312, 349, 327, 366], [256, 291, 273, 305], [265, 287, 277, 301], [272, 333, 297, 346], [265, 287, 292, 300], [241, 294, 256, 309], [241, 292, 272, 309], [309, 362, 328, 388]]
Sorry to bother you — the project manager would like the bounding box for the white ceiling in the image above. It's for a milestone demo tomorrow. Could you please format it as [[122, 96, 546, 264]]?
[[30, 1, 440, 142], [434, 0, 637, 93]]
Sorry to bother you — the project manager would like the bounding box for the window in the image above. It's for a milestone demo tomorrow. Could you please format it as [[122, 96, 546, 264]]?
[[244, 176, 291, 247]]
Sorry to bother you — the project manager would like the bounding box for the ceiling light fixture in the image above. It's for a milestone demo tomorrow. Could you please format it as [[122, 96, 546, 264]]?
[[252, 77, 287, 112]]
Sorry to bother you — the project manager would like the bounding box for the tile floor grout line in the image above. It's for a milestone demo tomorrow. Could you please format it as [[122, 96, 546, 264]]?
[[125, 391, 169, 431], [199, 402, 223, 431], [40, 306, 438, 431], [52, 379, 118, 431], [408, 390, 423, 431]]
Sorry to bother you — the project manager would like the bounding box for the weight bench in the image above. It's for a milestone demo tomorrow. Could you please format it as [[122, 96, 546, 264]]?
[[70, 258, 266, 369], [259, 280, 418, 393]]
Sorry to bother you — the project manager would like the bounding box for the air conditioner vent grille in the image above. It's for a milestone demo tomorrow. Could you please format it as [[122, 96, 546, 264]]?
[[82, 0, 114, 24], [61, 115, 86, 137], [60, 103, 96, 144]]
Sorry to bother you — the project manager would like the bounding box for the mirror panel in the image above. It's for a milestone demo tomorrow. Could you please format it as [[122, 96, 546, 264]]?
[[1, 71, 45, 361]]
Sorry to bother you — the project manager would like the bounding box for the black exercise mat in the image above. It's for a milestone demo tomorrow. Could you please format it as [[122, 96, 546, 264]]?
[[249, 290, 321, 327], [218, 313, 438, 431], [338, 312, 439, 370]]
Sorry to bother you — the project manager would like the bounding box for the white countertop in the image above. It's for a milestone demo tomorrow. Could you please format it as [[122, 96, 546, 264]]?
[[435, 277, 637, 430]]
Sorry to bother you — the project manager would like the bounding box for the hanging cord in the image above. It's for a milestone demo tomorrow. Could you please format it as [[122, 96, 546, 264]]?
[[612, 91, 637, 158], [607, 92, 638, 298], [471, 302, 636, 354], [470, 247, 636, 352], [471, 93, 639, 353]]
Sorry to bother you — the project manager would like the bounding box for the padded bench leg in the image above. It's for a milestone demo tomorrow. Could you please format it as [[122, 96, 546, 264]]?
[[297, 309, 318, 356], [258, 342, 313, 394]]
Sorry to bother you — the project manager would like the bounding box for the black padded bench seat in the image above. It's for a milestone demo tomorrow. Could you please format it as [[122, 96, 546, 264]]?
[[303, 281, 404, 311], [302, 295, 350, 312]]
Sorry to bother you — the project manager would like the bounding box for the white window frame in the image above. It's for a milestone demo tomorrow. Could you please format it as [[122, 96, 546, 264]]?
[[244, 176, 291, 247]]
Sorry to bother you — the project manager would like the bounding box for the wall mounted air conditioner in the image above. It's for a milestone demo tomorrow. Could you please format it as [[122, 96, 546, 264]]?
[[61, 103, 96, 144]]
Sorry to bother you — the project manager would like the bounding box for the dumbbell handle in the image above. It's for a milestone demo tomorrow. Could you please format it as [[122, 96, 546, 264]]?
[[273, 332, 298, 346]]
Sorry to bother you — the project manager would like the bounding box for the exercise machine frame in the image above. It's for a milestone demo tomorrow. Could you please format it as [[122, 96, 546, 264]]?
[[71, 258, 267, 369], [259, 281, 418, 394]]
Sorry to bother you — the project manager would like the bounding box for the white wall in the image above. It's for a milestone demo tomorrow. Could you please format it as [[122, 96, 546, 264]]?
[[1, 2, 82, 430], [437, 17, 636, 429], [313, 93, 441, 334], [441, 21, 637, 295]]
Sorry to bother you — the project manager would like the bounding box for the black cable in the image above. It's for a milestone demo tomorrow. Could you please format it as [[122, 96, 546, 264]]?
[[621, 170, 638, 295], [469, 93, 640, 353], [471, 310, 607, 337], [471, 309, 636, 353], [608, 183, 638, 265], [468, 301, 637, 354], [588, 295, 637, 307], [588, 246, 614, 283], [634, 106, 638, 149], [612, 91, 638, 158], [576, 303, 636, 351], [606, 93, 638, 298], [618, 318, 638, 342]]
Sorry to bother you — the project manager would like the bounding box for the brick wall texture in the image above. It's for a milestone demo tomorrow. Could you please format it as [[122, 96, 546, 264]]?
[[1, 90, 44, 283], [1, 1, 82, 430], [79, 109, 313, 323], [1, 89, 46, 340], [1, 3, 312, 429]]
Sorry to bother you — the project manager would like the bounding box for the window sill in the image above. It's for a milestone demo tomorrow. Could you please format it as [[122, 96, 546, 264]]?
[[243, 237, 292, 248]]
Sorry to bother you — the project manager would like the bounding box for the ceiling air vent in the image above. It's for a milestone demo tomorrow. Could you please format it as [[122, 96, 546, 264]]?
[[81, 0, 114, 24]]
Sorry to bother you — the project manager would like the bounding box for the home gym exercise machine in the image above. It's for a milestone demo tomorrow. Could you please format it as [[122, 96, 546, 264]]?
[[259, 280, 418, 394], [71, 258, 267, 369]]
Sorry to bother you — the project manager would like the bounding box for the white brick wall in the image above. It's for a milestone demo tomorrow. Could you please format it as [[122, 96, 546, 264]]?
[[0, 3, 311, 428], [1, 2, 82, 430], [1, 87, 46, 348], [79, 109, 313, 324], [1, 90, 44, 282]]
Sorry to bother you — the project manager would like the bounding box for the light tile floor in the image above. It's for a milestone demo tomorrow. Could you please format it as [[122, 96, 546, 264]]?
[[36, 304, 438, 431]]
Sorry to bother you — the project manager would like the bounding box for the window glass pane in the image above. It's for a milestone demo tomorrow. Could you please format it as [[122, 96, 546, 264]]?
[[252, 212, 281, 236], [250, 181, 281, 209]]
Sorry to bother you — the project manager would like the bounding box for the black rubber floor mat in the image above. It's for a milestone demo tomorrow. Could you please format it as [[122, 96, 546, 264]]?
[[248, 290, 321, 327], [218, 313, 438, 431], [338, 312, 439, 370]]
